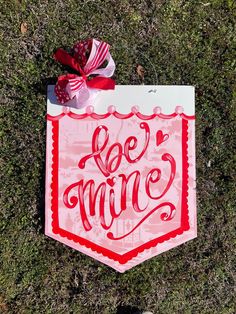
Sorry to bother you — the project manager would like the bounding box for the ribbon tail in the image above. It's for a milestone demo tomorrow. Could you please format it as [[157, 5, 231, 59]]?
[[67, 77, 86, 99], [86, 77, 115, 90], [53, 48, 83, 74]]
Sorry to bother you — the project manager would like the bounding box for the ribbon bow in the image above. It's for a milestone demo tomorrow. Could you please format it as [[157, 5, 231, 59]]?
[[54, 39, 115, 108]]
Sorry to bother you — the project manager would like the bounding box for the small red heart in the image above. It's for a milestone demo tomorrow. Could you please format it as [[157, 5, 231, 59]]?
[[107, 177, 116, 187], [156, 130, 169, 146]]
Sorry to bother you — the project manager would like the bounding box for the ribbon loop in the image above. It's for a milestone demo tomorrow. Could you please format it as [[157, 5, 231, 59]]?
[[54, 39, 116, 108]]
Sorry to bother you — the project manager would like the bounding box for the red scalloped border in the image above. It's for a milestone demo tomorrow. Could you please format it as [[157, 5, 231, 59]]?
[[46, 111, 195, 121], [49, 113, 191, 264]]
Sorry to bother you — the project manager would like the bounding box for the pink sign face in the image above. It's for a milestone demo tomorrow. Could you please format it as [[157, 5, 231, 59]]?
[[45, 104, 197, 272]]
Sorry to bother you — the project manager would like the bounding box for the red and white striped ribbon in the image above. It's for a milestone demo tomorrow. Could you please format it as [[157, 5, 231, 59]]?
[[66, 39, 115, 99]]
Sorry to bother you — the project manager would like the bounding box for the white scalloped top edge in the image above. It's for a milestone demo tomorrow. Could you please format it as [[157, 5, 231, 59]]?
[[47, 85, 195, 116]]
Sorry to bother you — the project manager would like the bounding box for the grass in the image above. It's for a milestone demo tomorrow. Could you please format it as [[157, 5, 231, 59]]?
[[0, 0, 235, 313]]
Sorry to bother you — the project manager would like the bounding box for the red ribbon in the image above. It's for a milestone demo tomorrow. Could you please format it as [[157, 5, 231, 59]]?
[[54, 40, 115, 106]]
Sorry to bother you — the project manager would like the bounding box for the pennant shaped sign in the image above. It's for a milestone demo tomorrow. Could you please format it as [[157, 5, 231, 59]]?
[[45, 85, 197, 272]]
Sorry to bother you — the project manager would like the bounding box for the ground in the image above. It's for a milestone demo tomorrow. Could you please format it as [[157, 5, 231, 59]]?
[[0, 0, 235, 313]]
